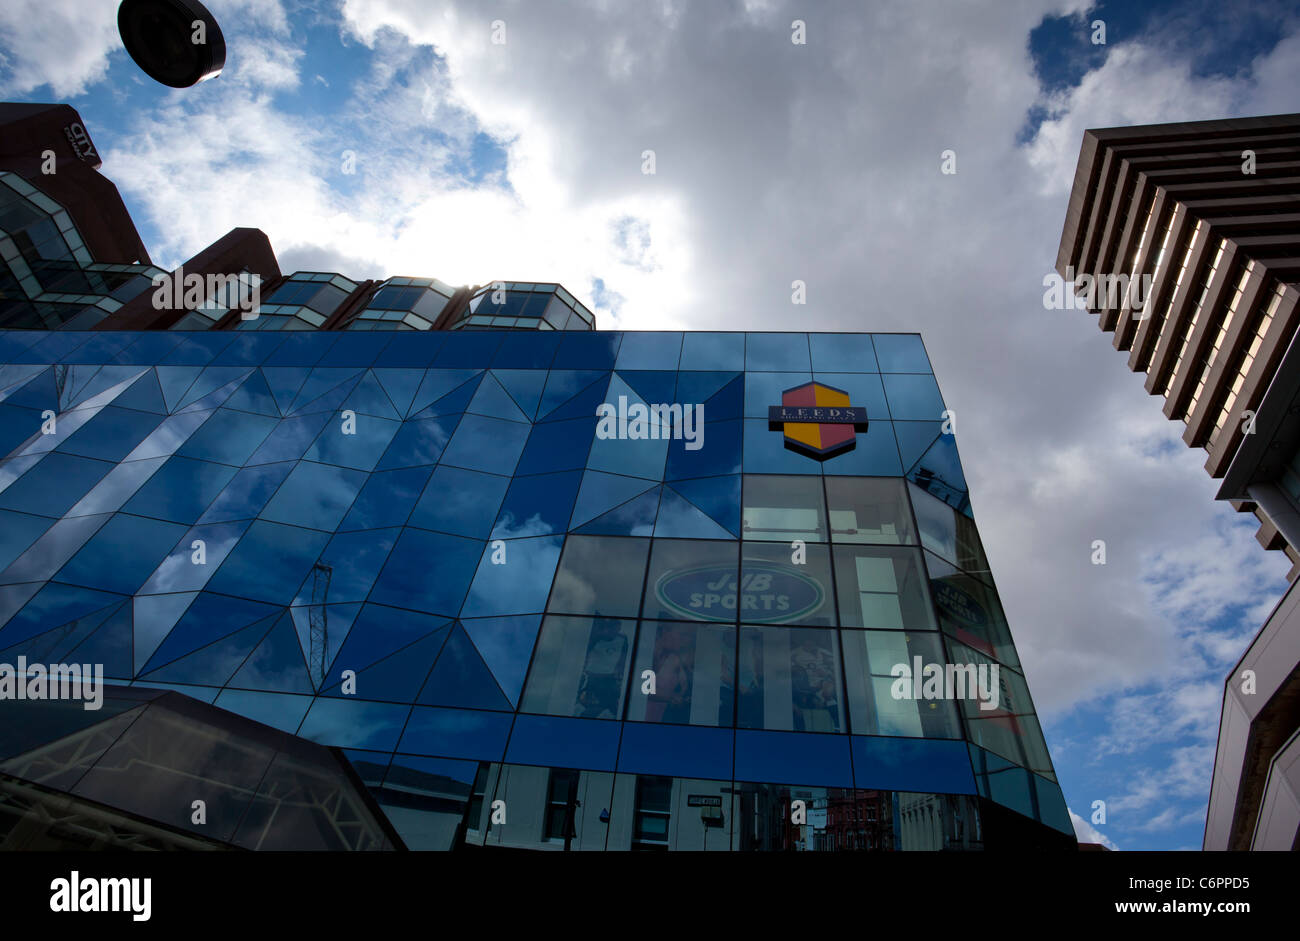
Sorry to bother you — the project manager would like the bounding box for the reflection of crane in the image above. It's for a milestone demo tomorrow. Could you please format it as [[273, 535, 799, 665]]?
[[308, 563, 332, 687]]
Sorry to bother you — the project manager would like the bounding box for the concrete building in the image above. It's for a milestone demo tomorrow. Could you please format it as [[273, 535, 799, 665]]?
[[1055, 112, 1300, 851]]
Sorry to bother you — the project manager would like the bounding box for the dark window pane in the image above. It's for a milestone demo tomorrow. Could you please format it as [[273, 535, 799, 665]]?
[[520, 615, 635, 719], [641, 539, 738, 622], [626, 621, 736, 727], [737, 625, 843, 732], [841, 630, 962, 738], [547, 535, 649, 617]]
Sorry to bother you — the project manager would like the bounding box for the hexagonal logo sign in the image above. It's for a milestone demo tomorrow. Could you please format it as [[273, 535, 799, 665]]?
[[767, 381, 869, 461]]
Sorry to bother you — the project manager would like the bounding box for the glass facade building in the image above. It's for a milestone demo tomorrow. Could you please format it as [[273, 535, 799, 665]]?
[[0, 327, 1074, 850]]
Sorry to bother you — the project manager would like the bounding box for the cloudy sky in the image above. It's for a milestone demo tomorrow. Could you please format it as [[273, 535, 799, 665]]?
[[2, 0, 1297, 850]]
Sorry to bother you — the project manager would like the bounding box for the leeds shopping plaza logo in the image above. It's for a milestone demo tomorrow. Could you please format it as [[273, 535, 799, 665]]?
[[768, 382, 869, 460]]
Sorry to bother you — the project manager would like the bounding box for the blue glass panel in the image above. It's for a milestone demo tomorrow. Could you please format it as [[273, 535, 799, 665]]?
[[375, 415, 459, 470], [64, 601, 132, 679], [491, 470, 580, 538], [440, 413, 530, 475], [968, 745, 1034, 818], [733, 729, 853, 787], [466, 373, 529, 422], [407, 369, 480, 416], [398, 706, 513, 760], [221, 369, 282, 417], [616, 370, 678, 409], [55, 514, 188, 595], [368, 528, 482, 616], [323, 626, 445, 703], [460, 614, 542, 706], [882, 373, 945, 421], [617, 724, 733, 780], [109, 370, 168, 414], [210, 332, 285, 366], [122, 456, 238, 523], [371, 368, 425, 418], [666, 475, 741, 536], [0, 453, 114, 517], [304, 412, 401, 472], [872, 334, 931, 373], [0, 514, 108, 586], [739, 542, 835, 625], [212, 689, 312, 734], [123, 409, 211, 461], [515, 417, 596, 475], [417, 625, 512, 710], [536, 370, 606, 420], [174, 366, 251, 411], [676, 372, 742, 421], [226, 612, 313, 694], [140, 611, 275, 686], [261, 461, 367, 531], [63, 456, 166, 518], [297, 698, 409, 751], [576, 486, 660, 536], [586, 415, 668, 481], [197, 461, 294, 523], [316, 331, 391, 367], [434, 332, 502, 368], [809, 333, 879, 373], [505, 714, 621, 771], [160, 333, 234, 365], [818, 421, 903, 477], [131, 591, 198, 673], [263, 332, 337, 367], [742, 419, 823, 475], [0, 583, 126, 649], [340, 465, 431, 531], [140, 592, 278, 673], [680, 332, 744, 372], [0, 509, 53, 573], [412, 372, 481, 418], [461, 534, 564, 617], [242, 412, 329, 466], [206, 520, 331, 604], [0, 403, 41, 455], [546, 537, 649, 617], [652, 487, 734, 539], [293, 527, 399, 605], [665, 418, 741, 479], [409, 465, 509, 538], [312, 604, 442, 689], [490, 369, 547, 421], [492, 331, 560, 369], [56, 406, 163, 462], [615, 333, 682, 371], [176, 408, 279, 465], [747, 333, 810, 372], [2, 367, 58, 410], [372, 331, 444, 367], [119, 332, 186, 364], [744, 371, 812, 418], [1034, 773, 1073, 834], [138, 519, 251, 594], [552, 332, 621, 370], [850, 736, 976, 793], [343, 370, 402, 419], [570, 470, 656, 529]]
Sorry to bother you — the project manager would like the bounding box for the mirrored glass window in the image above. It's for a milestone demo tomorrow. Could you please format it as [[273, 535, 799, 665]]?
[[737, 625, 843, 733], [825, 477, 916, 545], [741, 475, 827, 542], [626, 621, 736, 727], [832, 545, 934, 630], [520, 615, 636, 720]]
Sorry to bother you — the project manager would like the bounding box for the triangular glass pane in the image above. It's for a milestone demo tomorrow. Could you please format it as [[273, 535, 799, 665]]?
[[227, 611, 314, 694], [575, 486, 661, 536], [285, 368, 363, 415], [290, 601, 361, 688], [287, 372, 364, 416], [154, 366, 204, 413], [668, 475, 741, 536], [139, 593, 279, 675], [417, 624, 512, 711], [261, 367, 311, 415], [654, 487, 737, 539], [112, 369, 168, 414], [132, 591, 198, 674], [175, 367, 251, 411], [139, 611, 279, 687], [467, 373, 528, 423], [408, 368, 481, 416], [317, 604, 449, 691], [320, 623, 449, 703], [373, 368, 426, 418], [410, 373, 482, 419], [66, 600, 133, 681], [570, 469, 658, 529], [537, 370, 604, 420], [343, 370, 401, 419], [460, 614, 542, 706], [491, 369, 547, 421], [540, 372, 611, 422], [223, 369, 280, 416]]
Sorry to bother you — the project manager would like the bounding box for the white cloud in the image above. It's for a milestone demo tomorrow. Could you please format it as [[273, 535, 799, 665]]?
[[1069, 808, 1120, 850]]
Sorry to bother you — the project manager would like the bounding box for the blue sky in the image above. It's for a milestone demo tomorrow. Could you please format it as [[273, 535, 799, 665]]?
[[2, 0, 1298, 850]]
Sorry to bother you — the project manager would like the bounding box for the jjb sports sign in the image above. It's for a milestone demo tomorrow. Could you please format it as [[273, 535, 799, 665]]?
[[654, 562, 825, 623]]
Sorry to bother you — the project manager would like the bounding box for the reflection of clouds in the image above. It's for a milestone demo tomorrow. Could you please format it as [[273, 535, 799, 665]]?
[[0, 513, 106, 583], [0, 453, 42, 495], [139, 521, 246, 594], [247, 413, 331, 464], [68, 455, 168, 517], [265, 460, 365, 530], [124, 410, 212, 461], [299, 698, 407, 749], [461, 616, 540, 703], [492, 512, 553, 539], [17, 405, 101, 456], [464, 535, 563, 617]]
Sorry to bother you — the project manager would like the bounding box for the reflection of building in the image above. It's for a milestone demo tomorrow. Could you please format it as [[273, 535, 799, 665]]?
[[0, 104, 1074, 851], [1055, 114, 1300, 851]]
